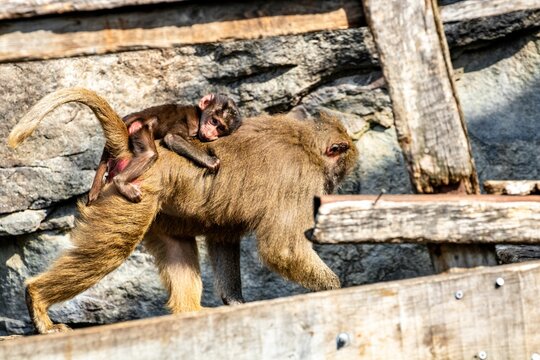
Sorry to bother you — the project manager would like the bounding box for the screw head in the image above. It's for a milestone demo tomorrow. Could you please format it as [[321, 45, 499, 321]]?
[[478, 351, 487, 359], [455, 290, 464, 300], [531, 353, 540, 360], [336, 333, 351, 350], [495, 277, 505, 287]]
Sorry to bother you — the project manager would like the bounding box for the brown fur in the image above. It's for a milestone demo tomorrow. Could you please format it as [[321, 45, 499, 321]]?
[[8, 88, 358, 334]]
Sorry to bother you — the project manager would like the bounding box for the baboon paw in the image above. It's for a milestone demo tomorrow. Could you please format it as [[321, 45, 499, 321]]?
[[86, 193, 98, 206], [222, 296, 245, 306], [206, 157, 221, 173], [122, 184, 143, 203], [45, 324, 72, 334]]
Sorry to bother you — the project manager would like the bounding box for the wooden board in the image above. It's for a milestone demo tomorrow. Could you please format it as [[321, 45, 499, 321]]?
[[1, 0, 539, 63], [311, 194, 540, 245], [441, 0, 540, 22], [2, 0, 539, 21], [0, 0, 363, 63], [363, 0, 479, 194], [484, 180, 540, 195], [0, 0, 190, 20], [363, 0, 498, 271], [1, 261, 540, 359]]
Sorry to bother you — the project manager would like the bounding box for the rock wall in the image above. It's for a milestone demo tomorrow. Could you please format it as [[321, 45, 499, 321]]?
[[0, 10, 539, 335]]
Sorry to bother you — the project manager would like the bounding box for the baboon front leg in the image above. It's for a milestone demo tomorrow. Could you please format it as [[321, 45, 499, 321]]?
[[206, 237, 244, 305], [26, 191, 159, 334], [257, 217, 340, 291], [145, 232, 203, 313]]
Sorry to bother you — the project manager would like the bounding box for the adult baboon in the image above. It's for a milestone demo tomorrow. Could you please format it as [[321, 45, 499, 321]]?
[[8, 88, 358, 334]]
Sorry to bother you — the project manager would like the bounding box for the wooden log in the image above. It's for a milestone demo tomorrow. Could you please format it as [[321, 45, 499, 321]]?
[[0, 0, 363, 63], [311, 194, 540, 245], [1, 261, 540, 359], [441, 0, 540, 22], [363, 0, 497, 271], [484, 180, 540, 195]]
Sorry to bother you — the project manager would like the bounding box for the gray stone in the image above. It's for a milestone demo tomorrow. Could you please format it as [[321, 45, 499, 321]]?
[[0, 210, 47, 236], [0, 231, 167, 334]]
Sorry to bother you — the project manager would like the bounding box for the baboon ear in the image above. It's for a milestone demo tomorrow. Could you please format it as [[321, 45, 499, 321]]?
[[199, 94, 215, 110], [288, 106, 310, 121], [316, 108, 341, 125]]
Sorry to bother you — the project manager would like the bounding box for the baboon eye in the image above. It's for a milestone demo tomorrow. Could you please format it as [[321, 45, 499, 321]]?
[[326, 142, 349, 156]]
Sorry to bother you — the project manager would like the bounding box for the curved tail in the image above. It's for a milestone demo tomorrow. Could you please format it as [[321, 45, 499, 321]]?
[[8, 88, 130, 159]]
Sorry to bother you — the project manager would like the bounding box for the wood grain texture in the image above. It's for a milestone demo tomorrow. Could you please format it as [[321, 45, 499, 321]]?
[[0, 0, 189, 20], [363, 0, 498, 271], [1, 261, 540, 359], [441, 0, 540, 22], [363, 0, 479, 194], [311, 195, 540, 245], [484, 180, 540, 195], [0, 0, 362, 63]]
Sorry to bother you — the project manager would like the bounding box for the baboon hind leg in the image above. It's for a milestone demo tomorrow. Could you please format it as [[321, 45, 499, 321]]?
[[206, 235, 245, 305], [26, 191, 159, 334], [145, 232, 203, 313]]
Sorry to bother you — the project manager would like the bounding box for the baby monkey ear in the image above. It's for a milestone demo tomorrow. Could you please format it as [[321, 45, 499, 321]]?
[[199, 94, 215, 110]]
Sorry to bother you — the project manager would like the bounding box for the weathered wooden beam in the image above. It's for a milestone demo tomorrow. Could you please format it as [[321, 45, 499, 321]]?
[[363, 0, 497, 271], [0, 0, 363, 63], [1, 1, 539, 63], [363, 0, 479, 194], [311, 194, 540, 245], [2, 0, 539, 22], [0, 0, 190, 20], [484, 180, 540, 195], [441, 0, 540, 22], [1, 261, 540, 359]]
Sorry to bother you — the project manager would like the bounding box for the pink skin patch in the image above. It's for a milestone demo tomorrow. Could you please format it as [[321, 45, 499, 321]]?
[[107, 158, 141, 185]]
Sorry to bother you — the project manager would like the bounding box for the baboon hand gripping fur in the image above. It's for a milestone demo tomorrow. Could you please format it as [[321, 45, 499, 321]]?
[[8, 88, 358, 334]]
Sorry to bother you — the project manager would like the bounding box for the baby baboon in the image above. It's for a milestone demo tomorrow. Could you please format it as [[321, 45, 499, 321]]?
[[8, 88, 358, 334], [88, 94, 242, 204]]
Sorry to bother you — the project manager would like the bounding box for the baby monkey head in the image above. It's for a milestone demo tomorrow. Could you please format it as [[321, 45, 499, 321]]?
[[198, 93, 242, 142]]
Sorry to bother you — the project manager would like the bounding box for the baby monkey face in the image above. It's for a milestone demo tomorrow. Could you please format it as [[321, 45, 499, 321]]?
[[198, 94, 242, 141]]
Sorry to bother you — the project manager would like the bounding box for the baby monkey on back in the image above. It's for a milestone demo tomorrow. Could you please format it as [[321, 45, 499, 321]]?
[[88, 94, 242, 205]]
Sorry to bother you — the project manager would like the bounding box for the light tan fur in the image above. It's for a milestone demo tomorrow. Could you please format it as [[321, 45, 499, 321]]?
[[10, 88, 358, 334], [8, 88, 130, 159]]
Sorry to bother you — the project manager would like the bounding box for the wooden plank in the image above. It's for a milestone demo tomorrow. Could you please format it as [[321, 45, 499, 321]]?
[[0, 0, 190, 20], [363, 0, 479, 194], [1, 0, 538, 22], [484, 180, 540, 195], [311, 194, 540, 245], [0, 0, 363, 63], [1, 1, 539, 63], [1, 261, 539, 359], [363, 0, 497, 271], [441, 0, 540, 22]]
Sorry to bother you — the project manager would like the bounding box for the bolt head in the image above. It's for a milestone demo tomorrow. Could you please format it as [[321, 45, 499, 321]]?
[[531, 353, 540, 360], [478, 351, 487, 359], [455, 290, 464, 300], [495, 277, 505, 287], [336, 333, 351, 350]]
